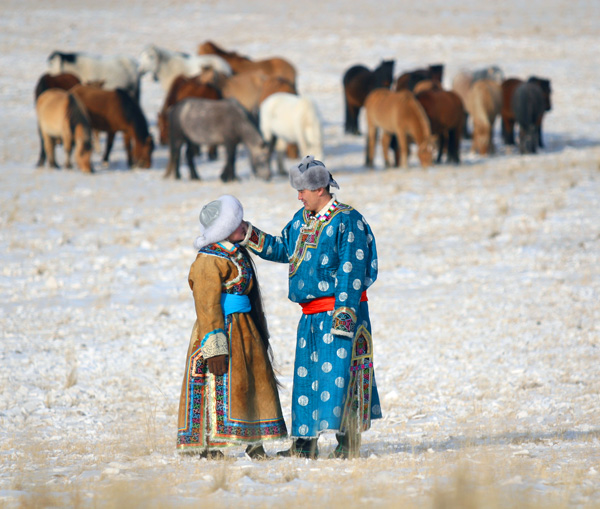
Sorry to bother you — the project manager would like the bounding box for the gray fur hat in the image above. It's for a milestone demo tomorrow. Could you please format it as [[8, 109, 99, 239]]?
[[194, 195, 243, 250], [289, 155, 339, 191]]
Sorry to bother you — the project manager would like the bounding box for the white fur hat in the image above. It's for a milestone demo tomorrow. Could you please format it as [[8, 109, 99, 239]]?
[[193, 195, 243, 250], [289, 155, 339, 191]]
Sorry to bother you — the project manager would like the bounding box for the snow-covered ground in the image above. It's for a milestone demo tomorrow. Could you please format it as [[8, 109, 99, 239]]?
[[1, 1, 599, 507]]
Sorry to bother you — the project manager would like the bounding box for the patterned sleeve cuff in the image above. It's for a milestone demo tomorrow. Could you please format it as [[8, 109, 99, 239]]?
[[201, 330, 229, 359], [243, 224, 266, 253], [331, 307, 357, 338]]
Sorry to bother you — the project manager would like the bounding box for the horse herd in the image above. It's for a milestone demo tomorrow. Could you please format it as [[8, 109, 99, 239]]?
[[33, 42, 552, 180], [344, 61, 552, 168]]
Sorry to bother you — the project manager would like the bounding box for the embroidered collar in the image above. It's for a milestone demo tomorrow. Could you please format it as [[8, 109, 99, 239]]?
[[217, 241, 237, 253], [311, 195, 338, 222]]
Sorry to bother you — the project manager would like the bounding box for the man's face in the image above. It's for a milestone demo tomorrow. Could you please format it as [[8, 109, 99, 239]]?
[[298, 188, 323, 212]]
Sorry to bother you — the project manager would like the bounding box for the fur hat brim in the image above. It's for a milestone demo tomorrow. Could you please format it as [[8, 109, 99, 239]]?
[[289, 155, 339, 191]]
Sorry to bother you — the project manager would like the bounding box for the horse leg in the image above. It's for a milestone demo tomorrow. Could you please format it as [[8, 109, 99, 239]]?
[[165, 138, 183, 179], [365, 124, 377, 168], [43, 133, 59, 169], [185, 140, 200, 180], [436, 133, 445, 164], [220, 142, 237, 182], [381, 132, 392, 168], [36, 127, 46, 167], [103, 132, 115, 167], [123, 133, 133, 168], [397, 132, 409, 168]]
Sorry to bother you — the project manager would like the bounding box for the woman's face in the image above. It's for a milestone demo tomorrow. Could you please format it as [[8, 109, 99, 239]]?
[[227, 221, 248, 243]]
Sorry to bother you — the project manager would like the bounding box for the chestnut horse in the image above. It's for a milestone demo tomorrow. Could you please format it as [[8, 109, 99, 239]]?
[[465, 79, 502, 155], [158, 75, 222, 145], [342, 60, 395, 134], [197, 41, 297, 85], [364, 89, 434, 169], [502, 76, 552, 148], [36, 89, 93, 172], [70, 84, 154, 168], [34, 72, 81, 102], [395, 64, 444, 92], [416, 88, 465, 164]]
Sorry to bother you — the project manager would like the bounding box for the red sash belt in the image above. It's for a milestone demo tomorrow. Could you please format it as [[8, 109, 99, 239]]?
[[300, 291, 368, 315]]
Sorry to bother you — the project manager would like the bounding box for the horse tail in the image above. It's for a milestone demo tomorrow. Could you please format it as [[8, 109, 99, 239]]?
[[66, 93, 93, 151], [34, 76, 48, 103], [115, 88, 150, 141]]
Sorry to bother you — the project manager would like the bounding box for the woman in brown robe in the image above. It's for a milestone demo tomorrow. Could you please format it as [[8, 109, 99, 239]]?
[[176, 195, 287, 458]]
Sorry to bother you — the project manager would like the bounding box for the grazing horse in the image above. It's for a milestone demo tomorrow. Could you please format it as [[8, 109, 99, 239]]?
[[157, 75, 222, 145], [416, 88, 465, 164], [395, 64, 444, 91], [137, 45, 232, 92], [34, 72, 81, 102], [70, 84, 154, 168], [47, 51, 140, 102], [465, 79, 502, 155], [364, 89, 434, 169], [259, 92, 323, 175], [452, 65, 504, 138], [36, 89, 93, 173], [166, 98, 270, 182], [220, 70, 297, 115], [343, 60, 395, 135], [197, 40, 297, 86], [502, 76, 552, 148], [512, 80, 550, 154]]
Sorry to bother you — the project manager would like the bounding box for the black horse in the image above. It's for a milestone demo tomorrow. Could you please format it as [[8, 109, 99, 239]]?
[[511, 77, 551, 154], [395, 64, 444, 91], [343, 60, 395, 134]]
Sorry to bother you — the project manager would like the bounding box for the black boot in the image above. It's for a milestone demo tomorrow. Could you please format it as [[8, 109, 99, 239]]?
[[328, 432, 361, 459], [245, 443, 268, 460], [276, 438, 319, 459]]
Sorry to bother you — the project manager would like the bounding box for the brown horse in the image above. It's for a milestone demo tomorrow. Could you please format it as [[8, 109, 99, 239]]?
[[197, 40, 297, 85], [465, 79, 502, 155], [416, 88, 464, 164], [221, 71, 297, 114], [413, 79, 443, 95], [34, 72, 81, 102], [395, 64, 444, 91], [364, 89, 434, 169], [36, 89, 93, 172], [343, 60, 395, 134], [70, 84, 154, 168], [158, 75, 222, 145]]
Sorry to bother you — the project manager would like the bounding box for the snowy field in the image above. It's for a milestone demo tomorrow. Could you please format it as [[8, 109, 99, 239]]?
[[1, 0, 600, 507]]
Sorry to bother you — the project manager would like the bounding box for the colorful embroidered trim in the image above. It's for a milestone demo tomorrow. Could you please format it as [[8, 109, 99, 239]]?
[[289, 203, 351, 278], [332, 307, 357, 335], [340, 325, 374, 433], [246, 227, 266, 253]]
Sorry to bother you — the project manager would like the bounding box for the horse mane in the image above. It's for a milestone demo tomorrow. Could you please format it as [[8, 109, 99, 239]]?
[[66, 93, 92, 150], [48, 51, 77, 63], [200, 40, 250, 61], [115, 88, 150, 141], [407, 93, 431, 142]]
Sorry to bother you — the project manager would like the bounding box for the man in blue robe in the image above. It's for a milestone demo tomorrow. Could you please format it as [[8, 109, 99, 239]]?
[[241, 155, 381, 459]]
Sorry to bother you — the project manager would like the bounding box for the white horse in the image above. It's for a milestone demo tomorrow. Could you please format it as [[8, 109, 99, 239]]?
[[47, 51, 141, 101], [137, 45, 232, 92], [259, 92, 324, 175]]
